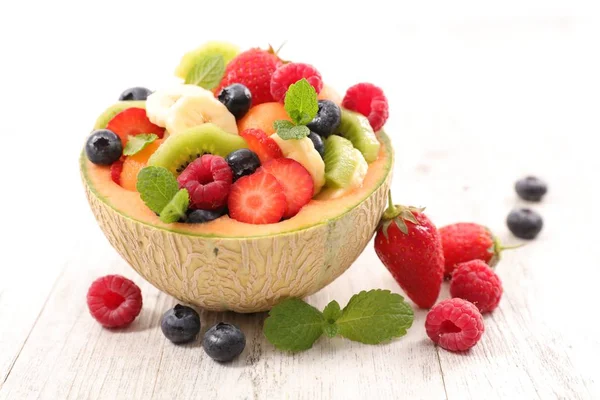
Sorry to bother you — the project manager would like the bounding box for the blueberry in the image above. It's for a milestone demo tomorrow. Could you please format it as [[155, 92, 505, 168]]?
[[85, 129, 123, 165], [160, 304, 201, 344], [308, 132, 325, 159], [515, 176, 547, 202], [118, 86, 152, 101], [202, 323, 246, 362], [506, 208, 543, 239], [217, 84, 252, 119], [225, 149, 261, 181], [307, 100, 341, 137], [185, 208, 225, 224]]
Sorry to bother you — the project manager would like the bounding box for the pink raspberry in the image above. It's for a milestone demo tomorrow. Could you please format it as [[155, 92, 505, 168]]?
[[177, 155, 233, 210], [87, 275, 143, 328], [270, 63, 323, 103], [342, 82, 389, 132], [450, 260, 503, 313], [425, 298, 484, 352]]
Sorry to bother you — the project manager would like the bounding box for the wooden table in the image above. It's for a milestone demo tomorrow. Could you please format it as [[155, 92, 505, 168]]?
[[1, 5, 598, 399]]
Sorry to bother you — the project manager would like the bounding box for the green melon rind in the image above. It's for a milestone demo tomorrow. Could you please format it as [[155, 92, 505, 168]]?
[[147, 123, 249, 175], [334, 109, 381, 163], [80, 131, 393, 238], [93, 101, 146, 130]]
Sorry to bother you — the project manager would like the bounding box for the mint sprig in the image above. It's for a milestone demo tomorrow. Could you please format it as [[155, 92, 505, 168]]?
[[263, 290, 414, 352], [123, 134, 158, 156], [136, 166, 189, 222], [273, 78, 318, 140], [185, 54, 225, 90]]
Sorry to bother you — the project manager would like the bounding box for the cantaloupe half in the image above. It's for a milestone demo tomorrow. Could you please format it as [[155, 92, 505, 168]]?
[[81, 131, 393, 312]]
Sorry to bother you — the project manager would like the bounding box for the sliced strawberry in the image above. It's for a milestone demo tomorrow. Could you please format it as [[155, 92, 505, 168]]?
[[106, 108, 165, 147], [110, 159, 124, 185], [228, 170, 286, 224], [239, 128, 283, 163], [258, 158, 314, 218]]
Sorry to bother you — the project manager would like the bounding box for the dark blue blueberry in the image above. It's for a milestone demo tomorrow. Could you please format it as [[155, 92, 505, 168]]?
[[85, 129, 123, 165], [202, 323, 246, 362], [307, 100, 341, 137], [225, 149, 261, 181], [217, 84, 252, 119], [506, 208, 543, 240], [119, 87, 152, 101], [185, 208, 226, 224], [160, 304, 201, 344], [308, 132, 325, 159], [515, 176, 547, 202]]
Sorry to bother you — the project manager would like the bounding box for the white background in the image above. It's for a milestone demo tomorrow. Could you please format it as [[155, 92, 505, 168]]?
[[0, 1, 599, 397]]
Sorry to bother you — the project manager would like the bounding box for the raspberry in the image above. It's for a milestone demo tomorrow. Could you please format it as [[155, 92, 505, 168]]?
[[450, 260, 503, 313], [87, 275, 143, 328], [177, 155, 233, 211], [270, 63, 323, 103], [342, 83, 389, 132], [425, 298, 484, 352]]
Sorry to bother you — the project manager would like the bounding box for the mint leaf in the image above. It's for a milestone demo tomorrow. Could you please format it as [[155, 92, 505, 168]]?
[[185, 54, 225, 90], [159, 189, 189, 223], [123, 134, 158, 156], [263, 298, 325, 352], [323, 300, 342, 322], [136, 166, 180, 214], [336, 290, 414, 344], [284, 78, 318, 125], [273, 119, 294, 132], [277, 125, 310, 140]]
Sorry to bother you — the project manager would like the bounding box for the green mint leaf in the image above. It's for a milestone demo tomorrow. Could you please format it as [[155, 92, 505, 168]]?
[[136, 166, 180, 214], [159, 189, 189, 223], [273, 119, 295, 131], [336, 289, 414, 344], [323, 300, 342, 323], [184, 54, 225, 90], [277, 125, 310, 140], [264, 298, 325, 352], [284, 78, 318, 126], [123, 134, 158, 156], [323, 323, 339, 338]]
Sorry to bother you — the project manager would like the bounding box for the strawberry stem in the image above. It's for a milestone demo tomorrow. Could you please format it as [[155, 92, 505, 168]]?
[[387, 190, 394, 213], [499, 243, 526, 251]]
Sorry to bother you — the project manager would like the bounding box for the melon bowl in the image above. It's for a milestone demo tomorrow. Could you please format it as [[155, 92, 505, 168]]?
[[80, 132, 393, 313]]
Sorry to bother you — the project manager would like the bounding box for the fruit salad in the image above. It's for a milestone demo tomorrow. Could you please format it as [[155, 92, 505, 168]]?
[[84, 41, 390, 225]]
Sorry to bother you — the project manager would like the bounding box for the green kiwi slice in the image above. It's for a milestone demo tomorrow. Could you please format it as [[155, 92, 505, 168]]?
[[148, 123, 248, 175], [324, 135, 360, 188], [175, 41, 240, 80], [334, 109, 381, 163], [93, 101, 146, 130]]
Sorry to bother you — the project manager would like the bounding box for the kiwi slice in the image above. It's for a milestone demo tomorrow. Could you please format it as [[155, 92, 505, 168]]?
[[148, 123, 248, 175], [94, 101, 145, 130], [334, 109, 381, 163], [324, 135, 360, 188], [175, 41, 240, 80]]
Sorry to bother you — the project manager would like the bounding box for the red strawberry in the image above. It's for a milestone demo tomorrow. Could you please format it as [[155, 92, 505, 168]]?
[[215, 47, 282, 105], [258, 158, 314, 218], [374, 196, 444, 309], [110, 159, 124, 185], [239, 128, 283, 163], [439, 223, 522, 278], [228, 170, 286, 224], [106, 108, 165, 147]]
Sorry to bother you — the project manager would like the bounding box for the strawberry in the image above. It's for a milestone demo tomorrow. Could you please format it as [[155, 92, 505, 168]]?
[[215, 47, 282, 105], [239, 128, 283, 163], [110, 159, 124, 185], [258, 158, 314, 218], [106, 108, 165, 147], [439, 223, 522, 278], [228, 170, 286, 224], [374, 195, 444, 309]]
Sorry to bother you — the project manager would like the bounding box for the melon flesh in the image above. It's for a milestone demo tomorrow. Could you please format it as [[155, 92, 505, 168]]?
[[81, 131, 393, 312]]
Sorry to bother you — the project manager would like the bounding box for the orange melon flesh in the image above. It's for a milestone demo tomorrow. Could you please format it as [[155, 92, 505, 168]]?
[[81, 131, 393, 238]]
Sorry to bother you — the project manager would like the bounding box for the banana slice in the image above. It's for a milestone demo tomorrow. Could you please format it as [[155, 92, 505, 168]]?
[[166, 95, 238, 136], [271, 133, 325, 195], [146, 85, 220, 128], [318, 149, 368, 200]]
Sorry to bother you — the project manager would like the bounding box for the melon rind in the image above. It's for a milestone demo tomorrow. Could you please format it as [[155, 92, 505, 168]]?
[[81, 131, 393, 312]]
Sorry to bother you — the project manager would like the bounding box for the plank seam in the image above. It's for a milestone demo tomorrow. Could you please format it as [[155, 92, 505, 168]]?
[[435, 346, 450, 400]]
